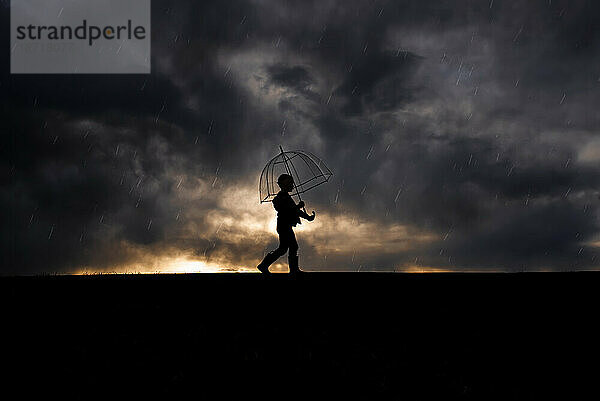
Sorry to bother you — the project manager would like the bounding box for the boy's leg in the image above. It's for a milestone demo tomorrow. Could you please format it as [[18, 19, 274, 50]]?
[[288, 230, 300, 274], [257, 226, 290, 273]]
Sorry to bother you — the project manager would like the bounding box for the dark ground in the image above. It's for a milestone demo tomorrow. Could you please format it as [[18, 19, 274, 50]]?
[[2, 272, 599, 399]]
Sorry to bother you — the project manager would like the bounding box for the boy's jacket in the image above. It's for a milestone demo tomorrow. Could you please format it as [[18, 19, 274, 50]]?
[[272, 191, 303, 227]]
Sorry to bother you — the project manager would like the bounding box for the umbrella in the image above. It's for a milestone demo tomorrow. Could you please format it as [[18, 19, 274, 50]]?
[[259, 146, 333, 205]]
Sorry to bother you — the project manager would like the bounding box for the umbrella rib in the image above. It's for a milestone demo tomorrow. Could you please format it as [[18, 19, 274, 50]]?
[[279, 147, 302, 201], [288, 157, 306, 198]]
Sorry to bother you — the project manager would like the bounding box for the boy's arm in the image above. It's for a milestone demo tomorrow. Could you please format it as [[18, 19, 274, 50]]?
[[299, 208, 316, 221]]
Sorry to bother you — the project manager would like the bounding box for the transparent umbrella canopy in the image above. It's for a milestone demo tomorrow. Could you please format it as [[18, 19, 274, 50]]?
[[259, 146, 333, 203]]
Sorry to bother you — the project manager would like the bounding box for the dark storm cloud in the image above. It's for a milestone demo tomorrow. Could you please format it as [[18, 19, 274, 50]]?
[[334, 50, 421, 115], [266, 64, 313, 92], [3, 0, 600, 273], [1, 0, 264, 273], [444, 201, 597, 270], [248, 0, 600, 270]]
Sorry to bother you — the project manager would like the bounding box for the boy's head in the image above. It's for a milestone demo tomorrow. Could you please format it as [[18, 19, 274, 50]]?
[[277, 174, 294, 192]]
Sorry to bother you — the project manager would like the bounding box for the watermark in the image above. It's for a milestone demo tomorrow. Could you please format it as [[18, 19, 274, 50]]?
[[11, 0, 150, 74]]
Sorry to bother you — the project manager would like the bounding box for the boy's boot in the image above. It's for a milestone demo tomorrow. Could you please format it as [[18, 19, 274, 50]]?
[[257, 252, 278, 274], [288, 254, 300, 275]]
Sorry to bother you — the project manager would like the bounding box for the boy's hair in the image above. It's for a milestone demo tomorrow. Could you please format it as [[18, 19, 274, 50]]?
[[277, 174, 294, 186]]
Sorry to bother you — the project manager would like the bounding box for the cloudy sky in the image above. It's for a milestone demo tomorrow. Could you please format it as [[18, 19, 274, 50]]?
[[2, 0, 600, 274]]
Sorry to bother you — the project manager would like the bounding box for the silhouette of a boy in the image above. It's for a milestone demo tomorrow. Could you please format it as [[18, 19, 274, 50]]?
[[257, 174, 315, 274]]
